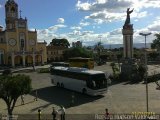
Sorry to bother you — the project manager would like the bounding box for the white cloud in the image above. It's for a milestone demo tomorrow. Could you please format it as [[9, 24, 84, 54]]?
[[79, 21, 90, 26], [48, 24, 67, 31], [85, 11, 125, 23], [76, 1, 91, 11], [37, 24, 67, 44], [0, 4, 2, 8], [76, 0, 156, 24], [70, 26, 82, 30], [76, 0, 134, 12], [57, 18, 65, 24]]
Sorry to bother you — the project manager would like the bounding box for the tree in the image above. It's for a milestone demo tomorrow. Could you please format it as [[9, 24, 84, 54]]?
[[63, 47, 93, 60], [50, 38, 70, 48], [138, 64, 146, 81], [0, 74, 32, 115], [151, 33, 160, 49], [148, 52, 159, 60]]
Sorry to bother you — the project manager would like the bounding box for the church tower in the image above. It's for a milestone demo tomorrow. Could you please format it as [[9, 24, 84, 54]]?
[[5, 0, 18, 30]]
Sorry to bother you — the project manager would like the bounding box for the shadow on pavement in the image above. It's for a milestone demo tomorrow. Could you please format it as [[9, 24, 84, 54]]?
[[15, 101, 35, 107], [123, 81, 142, 85], [30, 86, 103, 109], [109, 80, 124, 86]]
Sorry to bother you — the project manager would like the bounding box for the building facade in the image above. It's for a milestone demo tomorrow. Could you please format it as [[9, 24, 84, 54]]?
[[0, 0, 47, 67], [47, 45, 67, 62]]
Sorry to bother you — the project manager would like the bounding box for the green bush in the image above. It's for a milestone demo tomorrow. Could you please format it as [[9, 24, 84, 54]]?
[[2, 69, 12, 76], [38, 68, 49, 73]]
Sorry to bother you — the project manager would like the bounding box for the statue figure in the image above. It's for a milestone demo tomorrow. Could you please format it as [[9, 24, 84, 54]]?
[[124, 8, 134, 25]]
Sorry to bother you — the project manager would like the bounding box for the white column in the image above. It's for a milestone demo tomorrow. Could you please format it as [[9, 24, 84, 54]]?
[[0, 52, 1, 65], [11, 52, 15, 68], [41, 52, 44, 65], [22, 54, 25, 67], [127, 35, 131, 58], [123, 36, 125, 58], [33, 52, 35, 66]]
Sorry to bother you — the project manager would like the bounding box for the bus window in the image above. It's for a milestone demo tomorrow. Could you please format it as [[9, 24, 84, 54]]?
[[51, 62, 69, 67], [90, 74, 107, 89]]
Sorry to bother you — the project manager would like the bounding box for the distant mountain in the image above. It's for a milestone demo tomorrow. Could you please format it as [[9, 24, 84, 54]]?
[[102, 43, 151, 49]]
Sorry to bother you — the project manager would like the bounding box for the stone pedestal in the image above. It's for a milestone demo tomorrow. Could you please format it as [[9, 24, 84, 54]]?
[[121, 58, 137, 80], [122, 24, 133, 59]]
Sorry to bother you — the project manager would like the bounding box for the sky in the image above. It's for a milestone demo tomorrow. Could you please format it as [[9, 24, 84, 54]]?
[[1, 0, 160, 46]]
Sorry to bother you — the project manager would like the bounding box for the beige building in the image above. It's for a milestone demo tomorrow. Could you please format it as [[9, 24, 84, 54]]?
[[47, 45, 67, 62], [0, 0, 47, 67]]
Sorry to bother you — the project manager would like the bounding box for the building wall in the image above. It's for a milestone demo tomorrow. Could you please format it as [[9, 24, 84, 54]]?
[[37, 43, 47, 64], [47, 46, 66, 62]]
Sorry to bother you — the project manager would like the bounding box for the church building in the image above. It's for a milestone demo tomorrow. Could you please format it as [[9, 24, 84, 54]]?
[[0, 0, 47, 67]]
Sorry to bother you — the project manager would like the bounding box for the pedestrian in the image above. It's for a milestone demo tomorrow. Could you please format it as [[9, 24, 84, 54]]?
[[52, 107, 58, 120], [71, 92, 75, 106], [21, 95, 24, 105], [59, 105, 65, 120], [34, 90, 38, 101], [32, 64, 35, 71], [38, 109, 41, 120], [105, 108, 110, 120]]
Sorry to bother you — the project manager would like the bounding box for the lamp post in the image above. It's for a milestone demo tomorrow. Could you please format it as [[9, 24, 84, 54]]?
[[98, 35, 102, 63], [139, 32, 151, 112]]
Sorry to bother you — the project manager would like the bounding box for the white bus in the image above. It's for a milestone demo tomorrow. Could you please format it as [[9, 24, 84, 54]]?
[[50, 66, 108, 96]]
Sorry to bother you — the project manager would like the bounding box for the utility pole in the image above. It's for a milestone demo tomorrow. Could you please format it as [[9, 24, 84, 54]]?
[[139, 32, 151, 112]]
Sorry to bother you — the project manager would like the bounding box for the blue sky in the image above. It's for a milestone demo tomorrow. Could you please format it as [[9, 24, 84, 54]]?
[[1, 0, 160, 46]]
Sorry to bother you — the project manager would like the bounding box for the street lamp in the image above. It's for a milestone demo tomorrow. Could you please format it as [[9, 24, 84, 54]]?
[[98, 35, 102, 63], [139, 32, 151, 112]]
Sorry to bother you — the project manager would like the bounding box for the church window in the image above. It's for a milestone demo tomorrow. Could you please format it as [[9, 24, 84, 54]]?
[[0, 38, 3, 43], [11, 7, 15, 12], [20, 39, 24, 48], [19, 33, 25, 51]]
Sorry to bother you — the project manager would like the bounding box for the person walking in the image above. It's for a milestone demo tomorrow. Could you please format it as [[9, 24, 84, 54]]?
[[105, 108, 110, 120], [71, 92, 75, 106], [32, 64, 36, 71], [59, 105, 65, 120], [52, 107, 58, 120], [38, 109, 41, 120], [21, 95, 24, 105], [34, 90, 38, 101]]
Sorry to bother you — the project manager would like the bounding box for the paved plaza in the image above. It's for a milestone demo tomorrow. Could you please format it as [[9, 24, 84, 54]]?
[[0, 64, 160, 117]]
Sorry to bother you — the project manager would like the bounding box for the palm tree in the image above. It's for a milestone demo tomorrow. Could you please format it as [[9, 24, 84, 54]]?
[[94, 42, 104, 63]]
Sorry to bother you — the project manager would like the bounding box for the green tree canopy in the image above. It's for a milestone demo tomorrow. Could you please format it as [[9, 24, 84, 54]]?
[[151, 33, 160, 49], [0, 74, 32, 115], [50, 38, 70, 48], [63, 47, 93, 60]]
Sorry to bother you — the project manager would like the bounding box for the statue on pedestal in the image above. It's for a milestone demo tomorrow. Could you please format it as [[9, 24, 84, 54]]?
[[124, 8, 134, 26]]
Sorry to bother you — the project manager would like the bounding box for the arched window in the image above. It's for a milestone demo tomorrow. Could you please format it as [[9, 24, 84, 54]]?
[[19, 33, 25, 51], [11, 7, 15, 12], [0, 50, 4, 65]]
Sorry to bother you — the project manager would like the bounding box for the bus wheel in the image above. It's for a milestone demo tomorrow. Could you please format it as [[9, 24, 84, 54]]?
[[61, 83, 64, 88], [82, 88, 87, 94], [57, 83, 60, 87]]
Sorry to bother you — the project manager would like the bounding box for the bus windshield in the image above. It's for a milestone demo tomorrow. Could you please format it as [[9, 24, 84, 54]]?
[[51, 62, 69, 67], [87, 74, 107, 90]]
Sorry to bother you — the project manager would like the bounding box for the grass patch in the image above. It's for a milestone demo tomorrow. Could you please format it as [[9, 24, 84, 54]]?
[[37, 68, 50, 73]]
